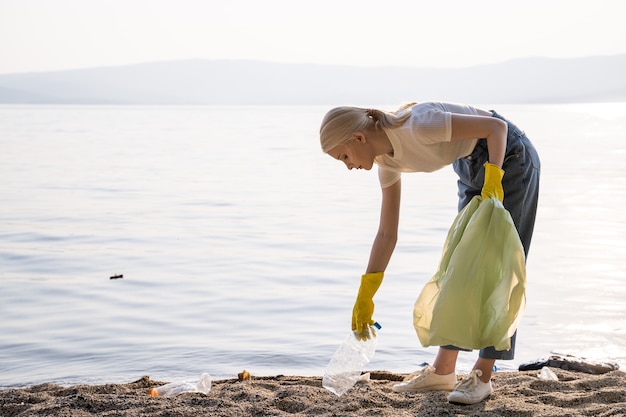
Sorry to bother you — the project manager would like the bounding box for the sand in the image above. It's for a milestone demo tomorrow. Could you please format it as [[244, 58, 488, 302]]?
[[1, 368, 625, 417]]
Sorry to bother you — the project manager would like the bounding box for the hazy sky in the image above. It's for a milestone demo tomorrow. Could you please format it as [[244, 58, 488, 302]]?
[[1, 0, 625, 74]]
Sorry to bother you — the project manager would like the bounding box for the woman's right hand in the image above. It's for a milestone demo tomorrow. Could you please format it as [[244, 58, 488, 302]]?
[[352, 272, 384, 339]]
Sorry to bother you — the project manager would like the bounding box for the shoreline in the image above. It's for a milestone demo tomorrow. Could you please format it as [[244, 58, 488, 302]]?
[[2, 369, 624, 416]]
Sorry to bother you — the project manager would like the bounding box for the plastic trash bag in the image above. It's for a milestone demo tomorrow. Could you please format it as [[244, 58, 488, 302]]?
[[413, 196, 526, 351]]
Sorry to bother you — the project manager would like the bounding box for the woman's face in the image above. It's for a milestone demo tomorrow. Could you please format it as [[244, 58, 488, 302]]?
[[327, 135, 375, 171]]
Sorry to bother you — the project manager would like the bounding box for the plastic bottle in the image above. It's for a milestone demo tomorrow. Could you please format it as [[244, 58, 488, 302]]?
[[149, 373, 212, 397], [322, 322, 381, 396], [538, 366, 558, 381]]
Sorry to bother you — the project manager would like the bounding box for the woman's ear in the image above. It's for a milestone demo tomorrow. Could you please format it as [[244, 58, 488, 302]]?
[[352, 132, 366, 143]]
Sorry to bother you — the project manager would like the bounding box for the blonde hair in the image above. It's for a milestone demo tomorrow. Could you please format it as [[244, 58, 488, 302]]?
[[319, 103, 417, 153]]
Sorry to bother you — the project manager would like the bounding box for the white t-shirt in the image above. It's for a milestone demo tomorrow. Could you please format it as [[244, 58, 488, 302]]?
[[376, 102, 482, 188]]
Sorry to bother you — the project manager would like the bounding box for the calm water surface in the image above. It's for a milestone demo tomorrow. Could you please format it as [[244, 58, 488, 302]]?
[[0, 103, 624, 388]]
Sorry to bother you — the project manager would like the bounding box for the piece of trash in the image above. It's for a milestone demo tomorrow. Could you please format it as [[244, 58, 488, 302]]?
[[110, 274, 123, 280], [322, 322, 381, 396], [357, 372, 371, 382], [238, 370, 252, 381], [538, 367, 558, 381], [519, 354, 619, 374], [149, 373, 211, 397]]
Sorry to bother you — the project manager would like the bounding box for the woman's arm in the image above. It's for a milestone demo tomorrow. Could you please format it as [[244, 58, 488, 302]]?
[[366, 178, 401, 273], [352, 179, 401, 335], [450, 114, 507, 168]]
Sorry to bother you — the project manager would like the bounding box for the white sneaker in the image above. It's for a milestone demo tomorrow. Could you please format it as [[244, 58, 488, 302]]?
[[392, 365, 456, 392], [447, 369, 493, 405]]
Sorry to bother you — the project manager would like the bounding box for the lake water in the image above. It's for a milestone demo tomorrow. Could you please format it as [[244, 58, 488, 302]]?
[[1, 103, 625, 388]]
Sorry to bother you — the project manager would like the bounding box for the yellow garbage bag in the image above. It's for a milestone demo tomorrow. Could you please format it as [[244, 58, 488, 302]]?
[[413, 196, 526, 351]]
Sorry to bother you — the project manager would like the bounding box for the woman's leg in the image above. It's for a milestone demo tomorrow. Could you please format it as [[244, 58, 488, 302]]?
[[473, 358, 496, 383], [432, 347, 459, 375]]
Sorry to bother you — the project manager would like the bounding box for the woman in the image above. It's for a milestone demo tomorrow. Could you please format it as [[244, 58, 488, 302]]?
[[319, 102, 540, 405]]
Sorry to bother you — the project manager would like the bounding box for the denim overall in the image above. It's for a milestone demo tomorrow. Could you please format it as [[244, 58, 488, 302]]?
[[447, 110, 541, 360]]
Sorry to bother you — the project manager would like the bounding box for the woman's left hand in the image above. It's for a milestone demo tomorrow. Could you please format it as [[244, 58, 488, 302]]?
[[481, 163, 505, 202]]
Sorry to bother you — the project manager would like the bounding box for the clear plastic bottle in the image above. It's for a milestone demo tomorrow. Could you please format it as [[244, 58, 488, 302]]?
[[538, 366, 558, 381], [322, 322, 381, 396], [149, 373, 212, 397]]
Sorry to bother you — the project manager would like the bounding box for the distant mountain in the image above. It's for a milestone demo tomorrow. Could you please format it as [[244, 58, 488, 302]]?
[[0, 55, 625, 105]]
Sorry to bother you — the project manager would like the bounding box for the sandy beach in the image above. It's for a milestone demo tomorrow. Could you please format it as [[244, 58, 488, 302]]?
[[2, 368, 624, 417]]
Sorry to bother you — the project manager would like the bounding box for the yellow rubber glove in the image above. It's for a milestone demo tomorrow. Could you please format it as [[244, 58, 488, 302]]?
[[352, 272, 384, 339], [481, 163, 505, 202]]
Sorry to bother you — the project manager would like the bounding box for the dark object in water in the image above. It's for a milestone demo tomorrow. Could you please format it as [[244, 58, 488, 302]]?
[[519, 354, 620, 374], [110, 274, 124, 280]]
